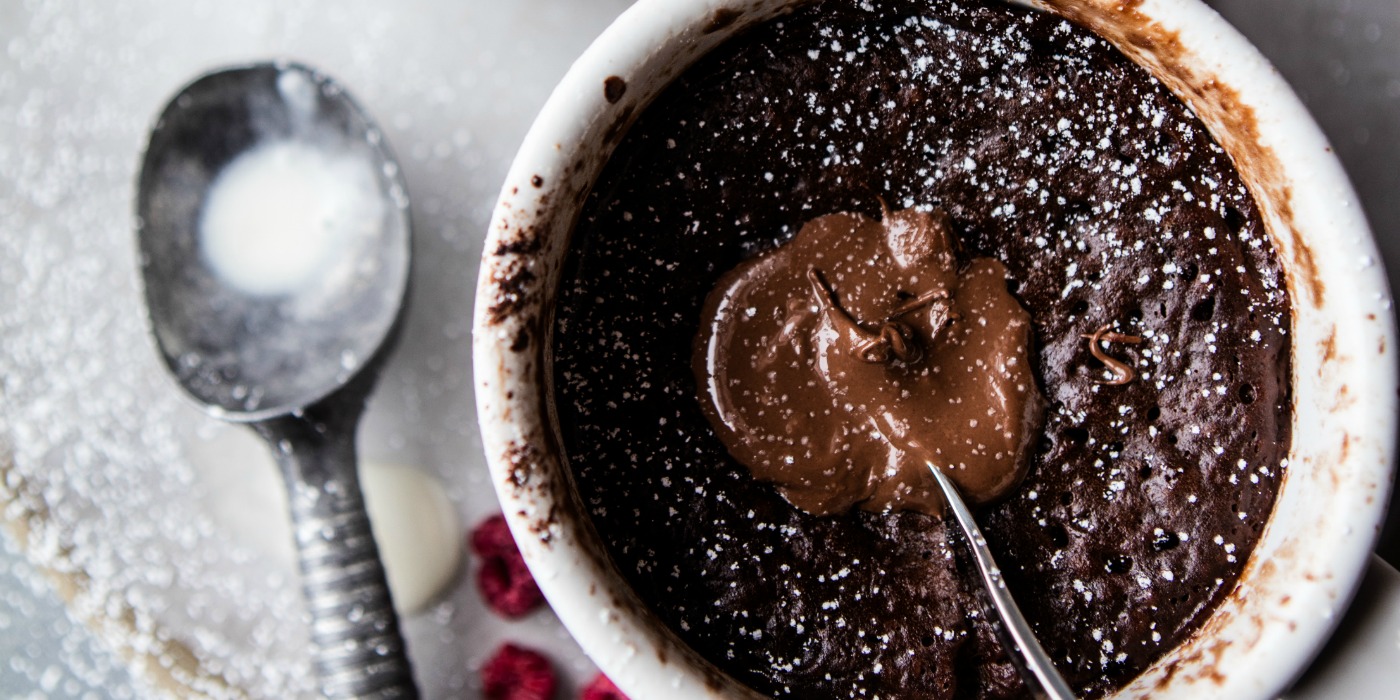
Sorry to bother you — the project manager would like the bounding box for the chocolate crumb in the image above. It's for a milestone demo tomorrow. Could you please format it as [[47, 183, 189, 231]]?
[[604, 76, 627, 104], [510, 327, 530, 352], [704, 8, 742, 34]]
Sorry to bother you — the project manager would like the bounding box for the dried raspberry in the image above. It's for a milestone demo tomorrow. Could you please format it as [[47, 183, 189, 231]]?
[[470, 514, 545, 618], [481, 643, 556, 700], [580, 673, 630, 700]]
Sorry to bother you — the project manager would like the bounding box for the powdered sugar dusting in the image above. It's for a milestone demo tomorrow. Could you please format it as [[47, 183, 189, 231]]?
[[1, 0, 631, 696]]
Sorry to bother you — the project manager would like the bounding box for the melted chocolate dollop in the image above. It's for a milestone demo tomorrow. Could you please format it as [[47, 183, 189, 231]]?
[[694, 206, 1043, 516]]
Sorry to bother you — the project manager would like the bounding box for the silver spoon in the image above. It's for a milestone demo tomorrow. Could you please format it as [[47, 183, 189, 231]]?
[[136, 62, 417, 699], [926, 464, 1077, 700]]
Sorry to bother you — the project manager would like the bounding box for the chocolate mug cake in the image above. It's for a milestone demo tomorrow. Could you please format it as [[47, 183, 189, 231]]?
[[549, 0, 1292, 697]]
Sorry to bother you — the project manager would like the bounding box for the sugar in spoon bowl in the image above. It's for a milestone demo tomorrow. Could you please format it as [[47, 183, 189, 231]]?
[[927, 463, 1077, 700], [136, 62, 416, 698]]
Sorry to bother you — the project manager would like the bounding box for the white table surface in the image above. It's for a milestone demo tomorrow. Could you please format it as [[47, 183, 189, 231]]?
[[1, 0, 1397, 698]]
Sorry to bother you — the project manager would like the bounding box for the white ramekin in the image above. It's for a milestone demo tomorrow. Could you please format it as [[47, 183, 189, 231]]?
[[473, 1, 1397, 697]]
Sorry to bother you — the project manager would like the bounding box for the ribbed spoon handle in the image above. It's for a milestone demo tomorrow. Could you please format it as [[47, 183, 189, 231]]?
[[259, 409, 418, 699]]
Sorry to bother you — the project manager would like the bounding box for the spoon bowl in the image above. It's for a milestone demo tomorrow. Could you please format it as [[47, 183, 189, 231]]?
[[137, 62, 410, 420], [136, 62, 418, 698]]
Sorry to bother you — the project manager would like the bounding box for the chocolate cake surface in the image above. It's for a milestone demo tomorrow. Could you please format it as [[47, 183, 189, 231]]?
[[551, 1, 1292, 697]]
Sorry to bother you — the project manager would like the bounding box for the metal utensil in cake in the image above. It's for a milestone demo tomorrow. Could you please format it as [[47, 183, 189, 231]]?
[[927, 463, 1077, 700]]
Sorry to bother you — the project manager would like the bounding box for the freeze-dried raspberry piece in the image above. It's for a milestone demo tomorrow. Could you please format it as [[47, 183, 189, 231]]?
[[482, 643, 557, 700], [581, 673, 630, 700], [470, 514, 545, 618], [470, 513, 519, 555]]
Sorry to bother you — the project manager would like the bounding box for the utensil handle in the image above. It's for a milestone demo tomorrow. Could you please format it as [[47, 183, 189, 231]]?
[[258, 411, 418, 700], [927, 465, 1077, 700]]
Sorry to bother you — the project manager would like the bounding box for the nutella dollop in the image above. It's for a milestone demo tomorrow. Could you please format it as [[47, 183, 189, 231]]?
[[694, 205, 1043, 517]]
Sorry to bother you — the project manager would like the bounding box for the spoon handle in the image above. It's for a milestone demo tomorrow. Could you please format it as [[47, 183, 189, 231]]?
[[927, 464, 1077, 700], [258, 409, 418, 700]]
